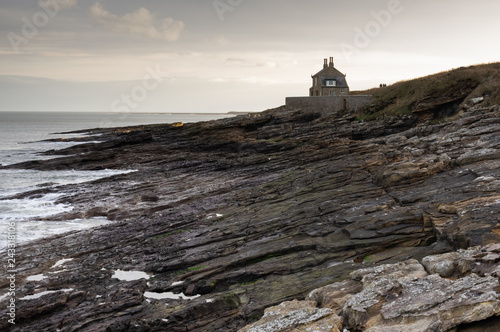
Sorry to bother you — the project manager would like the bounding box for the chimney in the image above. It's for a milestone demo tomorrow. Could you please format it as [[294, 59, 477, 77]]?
[[323, 58, 328, 68], [329, 57, 334, 67]]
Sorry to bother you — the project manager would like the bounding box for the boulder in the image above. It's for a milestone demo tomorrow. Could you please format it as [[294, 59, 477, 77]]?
[[421, 248, 480, 277], [344, 261, 500, 331], [238, 300, 342, 332], [307, 279, 362, 314]]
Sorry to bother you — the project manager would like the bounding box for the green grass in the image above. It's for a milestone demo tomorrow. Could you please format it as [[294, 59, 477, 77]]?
[[176, 269, 188, 276], [246, 254, 276, 265], [351, 62, 500, 120], [356, 114, 368, 121], [188, 265, 207, 272], [240, 279, 262, 286], [363, 255, 373, 263]]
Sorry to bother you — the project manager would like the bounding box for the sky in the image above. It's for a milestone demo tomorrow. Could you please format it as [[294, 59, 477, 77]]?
[[0, 0, 499, 113]]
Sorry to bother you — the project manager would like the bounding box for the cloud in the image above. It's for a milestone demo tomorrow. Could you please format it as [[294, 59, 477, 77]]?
[[210, 76, 281, 85], [226, 57, 248, 64], [0, 50, 28, 56], [90, 3, 184, 42], [39, 0, 78, 10]]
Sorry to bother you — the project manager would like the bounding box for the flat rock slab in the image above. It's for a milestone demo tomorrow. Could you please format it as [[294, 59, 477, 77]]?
[[239, 300, 342, 332]]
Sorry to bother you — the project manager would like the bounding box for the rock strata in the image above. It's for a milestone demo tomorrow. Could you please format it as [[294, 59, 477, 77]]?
[[243, 245, 500, 332], [0, 102, 499, 331]]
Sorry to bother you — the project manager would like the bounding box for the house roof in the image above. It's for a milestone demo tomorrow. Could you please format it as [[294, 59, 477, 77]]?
[[312, 65, 349, 88], [312, 66, 345, 78]]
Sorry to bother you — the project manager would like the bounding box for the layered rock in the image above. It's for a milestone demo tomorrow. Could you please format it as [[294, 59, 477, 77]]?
[[243, 245, 500, 332], [0, 103, 499, 331]]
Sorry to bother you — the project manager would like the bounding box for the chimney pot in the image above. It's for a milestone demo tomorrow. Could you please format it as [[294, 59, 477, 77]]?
[[329, 57, 334, 67], [323, 58, 328, 68]]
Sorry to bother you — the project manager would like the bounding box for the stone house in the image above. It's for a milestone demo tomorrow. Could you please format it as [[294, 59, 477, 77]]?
[[286, 57, 371, 113], [310, 57, 349, 96]]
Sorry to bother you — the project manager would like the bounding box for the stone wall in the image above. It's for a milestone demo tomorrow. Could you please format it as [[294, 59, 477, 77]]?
[[285, 95, 373, 113], [309, 86, 349, 97]]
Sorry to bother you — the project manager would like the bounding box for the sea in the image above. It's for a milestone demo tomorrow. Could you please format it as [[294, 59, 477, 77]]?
[[0, 111, 234, 251]]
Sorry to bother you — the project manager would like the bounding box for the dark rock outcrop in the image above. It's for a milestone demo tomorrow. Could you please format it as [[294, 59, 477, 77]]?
[[0, 102, 499, 331]]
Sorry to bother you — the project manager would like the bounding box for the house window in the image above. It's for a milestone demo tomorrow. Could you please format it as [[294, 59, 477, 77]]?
[[326, 80, 337, 87], [340, 88, 346, 93], [329, 90, 334, 96]]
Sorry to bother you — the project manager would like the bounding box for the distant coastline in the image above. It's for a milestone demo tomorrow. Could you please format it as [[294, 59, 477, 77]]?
[[0, 110, 239, 115]]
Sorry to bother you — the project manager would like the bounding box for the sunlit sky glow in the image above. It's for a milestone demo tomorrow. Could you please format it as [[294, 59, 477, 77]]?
[[1, 0, 499, 113]]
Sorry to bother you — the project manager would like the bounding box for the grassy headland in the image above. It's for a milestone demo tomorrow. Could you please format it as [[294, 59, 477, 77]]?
[[351, 62, 500, 120]]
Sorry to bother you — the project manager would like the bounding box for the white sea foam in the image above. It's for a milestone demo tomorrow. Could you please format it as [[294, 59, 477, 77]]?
[[0, 169, 136, 199], [1, 217, 112, 250], [20, 288, 73, 300], [51, 258, 74, 269], [26, 274, 47, 281], [0, 193, 72, 219], [112, 270, 152, 281], [0, 112, 233, 251], [144, 291, 200, 301], [0, 190, 114, 250], [0, 169, 135, 251]]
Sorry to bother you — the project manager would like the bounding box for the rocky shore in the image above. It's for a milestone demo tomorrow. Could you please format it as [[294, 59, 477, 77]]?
[[1, 85, 500, 330]]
